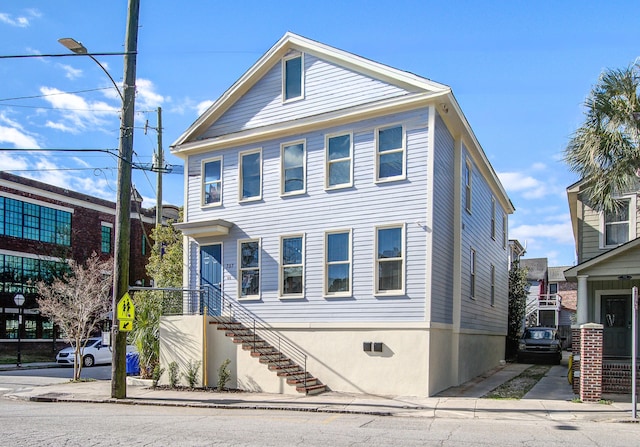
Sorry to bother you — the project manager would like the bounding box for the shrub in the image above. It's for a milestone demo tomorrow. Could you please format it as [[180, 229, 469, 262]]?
[[152, 364, 164, 388], [217, 359, 231, 391], [183, 360, 201, 389], [168, 361, 179, 388]]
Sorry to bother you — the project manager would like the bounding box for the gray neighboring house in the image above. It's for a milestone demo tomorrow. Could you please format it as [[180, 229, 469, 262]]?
[[163, 32, 514, 396]]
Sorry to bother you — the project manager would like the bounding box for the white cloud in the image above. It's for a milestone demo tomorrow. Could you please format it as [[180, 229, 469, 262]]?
[[135, 78, 165, 110], [58, 63, 83, 80], [0, 125, 40, 148], [498, 171, 548, 199], [40, 86, 120, 132], [510, 221, 575, 246], [196, 100, 214, 116], [0, 12, 30, 27], [0, 152, 30, 171], [531, 162, 546, 171]]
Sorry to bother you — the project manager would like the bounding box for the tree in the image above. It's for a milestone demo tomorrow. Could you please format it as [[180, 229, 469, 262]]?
[[36, 252, 112, 380], [506, 260, 528, 359], [130, 212, 183, 378], [564, 61, 640, 212]]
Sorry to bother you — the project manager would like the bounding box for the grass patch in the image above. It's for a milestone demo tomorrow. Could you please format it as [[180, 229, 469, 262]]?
[[483, 364, 551, 399]]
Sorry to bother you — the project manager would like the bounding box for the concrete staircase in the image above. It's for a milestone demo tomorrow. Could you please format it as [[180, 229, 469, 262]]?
[[212, 320, 326, 395]]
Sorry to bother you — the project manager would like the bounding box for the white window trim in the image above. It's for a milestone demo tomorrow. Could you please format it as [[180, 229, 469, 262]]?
[[324, 229, 352, 298], [470, 247, 476, 299], [325, 132, 353, 190], [375, 124, 406, 183], [238, 238, 261, 301], [374, 223, 406, 296], [282, 53, 304, 103], [490, 264, 495, 307], [599, 195, 636, 249], [464, 158, 472, 214], [279, 233, 305, 299], [491, 196, 496, 240], [502, 213, 507, 249], [280, 139, 307, 196], [201, 157, 223, 208], [238, 148, 262, 202]]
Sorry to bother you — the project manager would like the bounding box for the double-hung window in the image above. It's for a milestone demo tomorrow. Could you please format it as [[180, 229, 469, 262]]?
[[603, 198, 632, 247], [464, 159, 472, 213], [239, 149, 262, 201], [203, 158, 222, 206], [376, 125, 405, 181], [239, 239, 260, 298], [470, 248, 476, 299], [375, 225, 404, 294], [490, 264, 495, 306], [283, 54, 303, 101], [326, 133, 352, 189], [281, 141, 305, 195], [325, 230, 351, 296], [491, 197, 496, 240], [502, 213, 507, 249], [280, 235, 304, 297]]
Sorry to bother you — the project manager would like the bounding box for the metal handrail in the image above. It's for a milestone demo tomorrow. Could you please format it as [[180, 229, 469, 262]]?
[[202, 286, 309, 391]]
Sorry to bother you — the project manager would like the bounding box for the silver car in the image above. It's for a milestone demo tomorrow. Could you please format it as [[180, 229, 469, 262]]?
[[56, 338, 135, 367]]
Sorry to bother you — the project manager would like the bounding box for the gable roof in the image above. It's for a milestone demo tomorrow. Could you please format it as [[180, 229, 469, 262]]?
[[170, 32, 514, 214], [564, 237, 640, 279]]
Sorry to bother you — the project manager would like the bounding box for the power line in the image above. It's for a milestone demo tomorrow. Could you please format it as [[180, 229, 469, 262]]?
[[0, 87, 114, 102]]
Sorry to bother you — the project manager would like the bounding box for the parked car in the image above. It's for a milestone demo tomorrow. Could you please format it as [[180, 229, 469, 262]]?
[[56, 337, 136, 367], [517, 327, 562, 364]]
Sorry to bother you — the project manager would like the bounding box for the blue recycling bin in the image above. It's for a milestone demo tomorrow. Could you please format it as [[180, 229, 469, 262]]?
[[126, 352, 140, 375]]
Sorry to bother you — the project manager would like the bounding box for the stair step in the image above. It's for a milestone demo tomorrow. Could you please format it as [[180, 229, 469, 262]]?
[[259, 357, 292, 366], [297, 383, 326, 395], [276, 368, 305, 377], [286, 376, 316, 386], [269, 364, 299, 373], [241, 342, 270, 350]]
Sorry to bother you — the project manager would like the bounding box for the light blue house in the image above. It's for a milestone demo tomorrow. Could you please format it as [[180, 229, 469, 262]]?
[[167, 33, 514, 396]]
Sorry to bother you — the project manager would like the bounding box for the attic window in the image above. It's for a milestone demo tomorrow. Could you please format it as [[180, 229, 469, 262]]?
[[283, 54, 303, 101]]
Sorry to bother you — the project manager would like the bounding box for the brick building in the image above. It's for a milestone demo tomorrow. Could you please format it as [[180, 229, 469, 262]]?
[[0, 171, 170, 354]]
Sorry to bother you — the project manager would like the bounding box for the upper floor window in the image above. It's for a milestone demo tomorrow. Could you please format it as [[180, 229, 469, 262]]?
[[375, 224, 404, 294], [281, 141, 305, 195], [325, 230, 351, 296], [502, 213, 507, 249], [101, 224, 112, 253], [280, 235, 304, 298], [491, 197, 496, 240], [549, 283, 558, 295], [239, 239, 260, 299], [464, 159, 472, 213], [602, 198, 633, 247], [326, 133, 352, 189], [239, 149, 262, 201], [376, 125, 405, 181], [202, 158, 222, 206], [0, 196, 71, 246], [283, 54, 303, 101]]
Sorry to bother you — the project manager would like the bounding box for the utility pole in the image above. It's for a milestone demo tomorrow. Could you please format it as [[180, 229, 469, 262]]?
[[155, 107, 163, 228], [111, 0, 140, 399]]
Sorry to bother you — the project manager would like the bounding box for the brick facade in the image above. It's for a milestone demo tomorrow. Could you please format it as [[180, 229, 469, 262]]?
[[0, 171, 157, 342], [572, 323, 603, 402]]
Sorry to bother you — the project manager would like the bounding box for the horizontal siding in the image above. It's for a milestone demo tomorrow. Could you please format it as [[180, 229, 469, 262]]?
[[200, 53, 412, 140], [459, 143, 509, 333], [430, 114, 455, 324], [187, 110, 430, 323], [580, 206, 601, 262]]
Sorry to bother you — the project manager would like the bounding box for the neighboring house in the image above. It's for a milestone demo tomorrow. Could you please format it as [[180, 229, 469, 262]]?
[[166, 33, 514, 396], [564, 179, 640, 398], [508, 239, 526, 270], [0, 171, 172, 355]]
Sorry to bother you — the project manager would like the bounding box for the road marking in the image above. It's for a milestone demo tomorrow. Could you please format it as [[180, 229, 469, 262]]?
[[322, 414, 340, 424]]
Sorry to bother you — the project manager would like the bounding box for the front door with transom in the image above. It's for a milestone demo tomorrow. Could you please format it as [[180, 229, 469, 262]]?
[[601, 294, 631, 357], [200, 244, 222, 316]]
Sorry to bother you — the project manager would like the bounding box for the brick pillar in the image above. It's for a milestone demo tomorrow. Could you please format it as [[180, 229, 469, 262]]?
[[579, 323, 603, 402], [571, 326, 581, 395]]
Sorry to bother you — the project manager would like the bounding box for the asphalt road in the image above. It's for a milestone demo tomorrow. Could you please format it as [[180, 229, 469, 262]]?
[[1, 397, 639, 447], [0, 365, 111, 395]]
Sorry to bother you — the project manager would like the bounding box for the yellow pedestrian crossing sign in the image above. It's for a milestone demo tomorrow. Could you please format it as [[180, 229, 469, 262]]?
[[117, 293, 135, 321], [119, 319, 134, 331]]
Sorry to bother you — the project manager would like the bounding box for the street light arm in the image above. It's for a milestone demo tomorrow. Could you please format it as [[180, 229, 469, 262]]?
[[86, 53, 124, 104]]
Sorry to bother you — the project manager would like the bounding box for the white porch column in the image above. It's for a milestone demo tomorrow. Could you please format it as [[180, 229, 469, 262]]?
[[577, 274, 589, 324]]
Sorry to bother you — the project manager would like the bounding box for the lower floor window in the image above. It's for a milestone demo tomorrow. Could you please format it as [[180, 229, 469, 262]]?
[[375, 225, 404, 293], [239, 240, 260, 298], [281, 235, 304, 297]]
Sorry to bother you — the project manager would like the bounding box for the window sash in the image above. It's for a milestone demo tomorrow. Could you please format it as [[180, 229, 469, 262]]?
[[326, 231, 351, 294], [281, 236, 304, 296], [376, 126, 404, 181], [239, 240, 260, 298], [282, 142, 305, 194], [203, 159, 222, 205], [375, 226, 404, 293], [491, 197, 496, 239], [490, 264, 495, 306], [604, 199, 630, 245], [284, 55, 302, 100], [240, 150, 261, 200], [464, 161, 472, 212], [470, 249, 476, 298], [101, 226, 112, 253], [0, 197, 70, 246], [327, 134, 352, 188]]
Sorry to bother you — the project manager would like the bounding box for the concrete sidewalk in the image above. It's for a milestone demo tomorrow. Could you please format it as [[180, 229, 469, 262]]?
[[1, 360, 638, 422]]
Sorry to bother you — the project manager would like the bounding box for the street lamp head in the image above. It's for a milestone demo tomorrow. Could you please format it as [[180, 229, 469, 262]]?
[[58, 37, 88, 55], [14, 293, 25, 307]]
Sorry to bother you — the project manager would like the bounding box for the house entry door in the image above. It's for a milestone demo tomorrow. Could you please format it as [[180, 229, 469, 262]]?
[[200, 244, 222, 316], [601, 294, 630, 357]]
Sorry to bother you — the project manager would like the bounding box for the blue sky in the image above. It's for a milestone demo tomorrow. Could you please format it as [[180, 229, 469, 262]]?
[[1, 1, 639, 267]]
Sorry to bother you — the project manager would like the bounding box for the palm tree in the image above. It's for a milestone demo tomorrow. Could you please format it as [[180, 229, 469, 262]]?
[[564, 61, 640, 212]]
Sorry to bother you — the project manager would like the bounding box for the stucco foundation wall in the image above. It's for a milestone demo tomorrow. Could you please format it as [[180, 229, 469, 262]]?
[[457, 331, 505, 385], [159, 315, 204, 387], [428, 327, 455, 394]]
